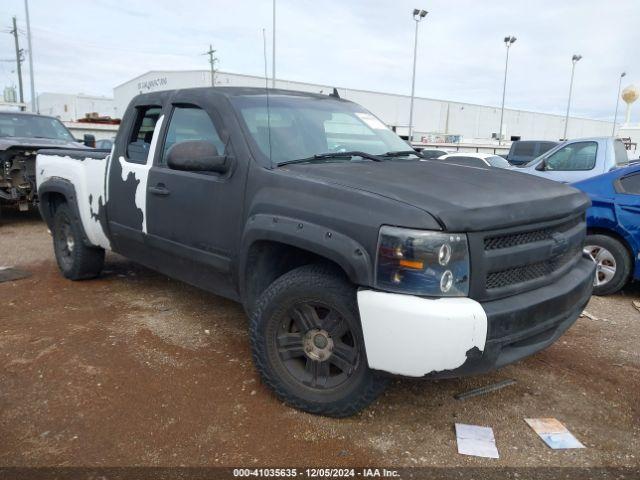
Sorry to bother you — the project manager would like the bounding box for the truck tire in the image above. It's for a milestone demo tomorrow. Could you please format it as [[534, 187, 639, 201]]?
[[584, 234, 632, 296], [250, 264, 387, 417], [52, 203, 105, 280]]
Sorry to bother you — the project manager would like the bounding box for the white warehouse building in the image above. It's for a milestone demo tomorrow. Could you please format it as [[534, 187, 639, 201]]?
[[37, 92, 117, 122], [114, 70, 611, 143]]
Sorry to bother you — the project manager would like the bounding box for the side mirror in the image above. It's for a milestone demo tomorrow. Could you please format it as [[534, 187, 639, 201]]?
[[535, 160, 546, 171], [83, 134, 96, 148], [167, 140, 229, 173]]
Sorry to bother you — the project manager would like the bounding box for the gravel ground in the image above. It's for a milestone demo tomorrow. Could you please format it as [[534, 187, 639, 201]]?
[[0, 208, 638, 468]]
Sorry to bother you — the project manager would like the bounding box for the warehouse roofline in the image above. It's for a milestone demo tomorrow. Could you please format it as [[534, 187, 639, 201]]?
[[114, 69, 608, 124]]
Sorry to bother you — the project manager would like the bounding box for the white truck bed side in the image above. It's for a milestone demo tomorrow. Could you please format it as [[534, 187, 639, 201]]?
[[36, 152, 112, 250]]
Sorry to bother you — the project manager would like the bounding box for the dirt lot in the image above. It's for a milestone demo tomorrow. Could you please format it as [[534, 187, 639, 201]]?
[[1, 208, 639, 469]]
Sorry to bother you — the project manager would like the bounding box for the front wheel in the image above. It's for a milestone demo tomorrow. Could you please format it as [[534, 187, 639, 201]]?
[[583, 234, 632, 295], [249, 264, 387, 417]]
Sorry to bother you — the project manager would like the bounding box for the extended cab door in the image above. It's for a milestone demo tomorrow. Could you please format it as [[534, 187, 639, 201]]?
[[534, 140, 600, 183], [107, 100, 167, 259], [143, 98, 246, 299]]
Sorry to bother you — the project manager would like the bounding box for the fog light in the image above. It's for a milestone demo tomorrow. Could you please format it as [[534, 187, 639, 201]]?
[[440, 270, 453, 293]]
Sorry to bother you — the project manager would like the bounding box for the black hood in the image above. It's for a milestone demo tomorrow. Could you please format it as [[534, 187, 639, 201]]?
[[281, 160, 589, 232], [0, 137, 85, 151]]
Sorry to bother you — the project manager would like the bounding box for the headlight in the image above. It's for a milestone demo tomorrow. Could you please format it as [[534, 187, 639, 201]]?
[[375, 226, 470, 296]]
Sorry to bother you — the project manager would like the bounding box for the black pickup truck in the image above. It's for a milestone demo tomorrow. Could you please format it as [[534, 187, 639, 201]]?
[[36, 87, 595, 417]]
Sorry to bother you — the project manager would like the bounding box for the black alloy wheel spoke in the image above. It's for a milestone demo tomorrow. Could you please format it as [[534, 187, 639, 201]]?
[[330, 340, 357, 374], [304, 358, 330, 387], [276, 333, 305, 359], [323, 310, 348, 338], [290, 304, 319, 333]]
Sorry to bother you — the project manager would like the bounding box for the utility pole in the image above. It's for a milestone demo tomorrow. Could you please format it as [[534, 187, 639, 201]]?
[[205, 44, 218, 86], [10, 16, 24, 105], [272, 0, 276, 88], [24, 0, 36, 112]]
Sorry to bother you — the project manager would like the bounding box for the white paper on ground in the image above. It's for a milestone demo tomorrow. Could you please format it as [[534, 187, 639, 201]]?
[[455, 423, 500, 458], [525, 418, 585, 449]]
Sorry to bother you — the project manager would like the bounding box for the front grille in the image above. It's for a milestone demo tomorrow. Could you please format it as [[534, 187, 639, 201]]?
[[485, 246, 581, 290], [469, 214, 586, 300], [484, 216, 582, 251]]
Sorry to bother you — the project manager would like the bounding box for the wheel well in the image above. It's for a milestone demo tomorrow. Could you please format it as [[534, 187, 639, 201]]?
[[40, 191, 67, 227], [243, 240, 348, 314]]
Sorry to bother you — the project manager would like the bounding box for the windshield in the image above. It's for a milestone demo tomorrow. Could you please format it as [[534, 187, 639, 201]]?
[[231, 94, 417, 165], [0, 113, 75, 142]]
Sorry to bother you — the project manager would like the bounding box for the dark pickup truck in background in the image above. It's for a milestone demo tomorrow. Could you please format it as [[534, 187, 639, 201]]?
[[36, 87, 594, 417], [507, 139, 558, 165], [0, 111, 95, 212]]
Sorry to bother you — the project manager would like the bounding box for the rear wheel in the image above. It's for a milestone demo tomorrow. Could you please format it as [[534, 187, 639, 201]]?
[[583, 234, 631, 295], [250, 264, 387, 417], [52, 203, 104, 280]]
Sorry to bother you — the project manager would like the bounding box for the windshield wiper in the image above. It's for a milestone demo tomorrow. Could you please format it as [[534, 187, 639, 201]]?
[[278, 151, 383, 166], [379, 150, 421, 158]]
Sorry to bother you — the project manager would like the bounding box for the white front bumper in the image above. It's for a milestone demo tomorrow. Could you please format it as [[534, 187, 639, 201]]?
[[357, 290, 488, 377]]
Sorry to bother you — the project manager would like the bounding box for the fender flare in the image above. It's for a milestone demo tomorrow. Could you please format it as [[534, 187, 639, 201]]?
[[239, 213, 374, 291], [38, 178, 91, 246]]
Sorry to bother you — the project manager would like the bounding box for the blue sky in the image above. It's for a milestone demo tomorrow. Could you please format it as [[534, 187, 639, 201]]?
[[0, 0, 638, 121]]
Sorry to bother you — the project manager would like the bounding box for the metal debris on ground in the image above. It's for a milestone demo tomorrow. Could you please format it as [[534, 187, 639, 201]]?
[[454, 379, 516, 401], [455, 423, 499, 458], [525, 418, 585, 450], [0, 266, 31, 283], [580, 310, 599, 321], [632, 301, 640, 314]]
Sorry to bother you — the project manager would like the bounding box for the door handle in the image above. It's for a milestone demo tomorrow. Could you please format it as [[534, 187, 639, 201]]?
[[148, 184, 170, 196]]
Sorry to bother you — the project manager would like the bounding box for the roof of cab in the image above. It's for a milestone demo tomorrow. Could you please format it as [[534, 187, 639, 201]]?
[[133, 86, 345, 104]]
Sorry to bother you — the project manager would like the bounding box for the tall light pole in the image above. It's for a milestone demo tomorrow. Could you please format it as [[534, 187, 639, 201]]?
[[24, 0, 36, 112], [498, 35, 516, 145], [563, 54, 582, 140], [408, 8, 427, 142], [612, 71, 626, 136], [272, 0, 276, 88]]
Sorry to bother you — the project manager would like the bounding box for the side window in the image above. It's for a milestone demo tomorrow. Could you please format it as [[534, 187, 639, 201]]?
[[161, 106, 225, 164], [614, 140, 629, 166], [127, 106, 162, 164], [487, 156, 510, 168], [545, 141, 597, 171], [421, 150, 446, 159], [619, 173, 640, 194]]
